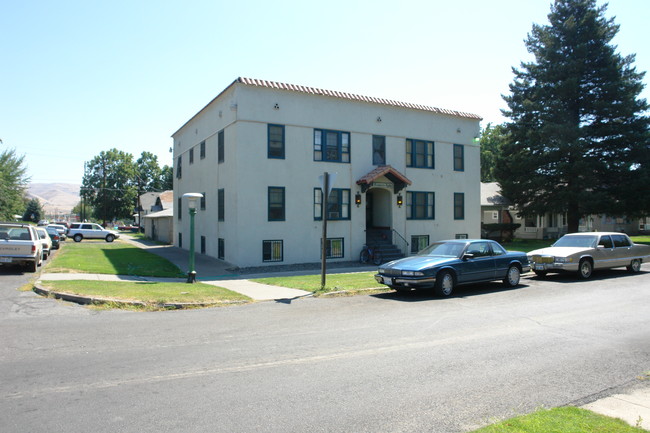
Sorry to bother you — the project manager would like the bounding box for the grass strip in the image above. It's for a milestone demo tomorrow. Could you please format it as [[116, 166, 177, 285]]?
[[39, 280, 250, 305], [46, 240, 184, 277], [252, 272, 387, 296], [471, 406, 644, 433]]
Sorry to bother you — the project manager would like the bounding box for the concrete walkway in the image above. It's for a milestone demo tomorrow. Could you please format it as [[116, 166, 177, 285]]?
[[582, 385, 650, 430]]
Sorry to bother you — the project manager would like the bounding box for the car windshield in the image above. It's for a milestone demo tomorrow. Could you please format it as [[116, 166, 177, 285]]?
[[418, 242, 466, 258], [553, 235, 598, 248]]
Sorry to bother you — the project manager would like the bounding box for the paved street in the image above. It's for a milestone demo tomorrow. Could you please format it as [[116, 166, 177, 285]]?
[[1, 264, 649, 432]]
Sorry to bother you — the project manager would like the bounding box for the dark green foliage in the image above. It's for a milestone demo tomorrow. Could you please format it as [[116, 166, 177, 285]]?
[[82, 149, 138, 225], [81, 150, 171, 224], [0, 147, 29, 220], [480, 123, 509, 182], [496, 0, 649, 233], [22, 198, 44, 222]]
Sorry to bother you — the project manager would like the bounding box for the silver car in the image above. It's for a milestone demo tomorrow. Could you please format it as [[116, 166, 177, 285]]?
[[528, 232, 650, 279]]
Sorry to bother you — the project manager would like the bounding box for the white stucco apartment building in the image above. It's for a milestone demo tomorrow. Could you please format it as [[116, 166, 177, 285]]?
[[172, 78, 482, 268]]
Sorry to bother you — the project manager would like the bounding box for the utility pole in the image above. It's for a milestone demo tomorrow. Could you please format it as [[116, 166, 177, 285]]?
[[320, 172, 329, 291]]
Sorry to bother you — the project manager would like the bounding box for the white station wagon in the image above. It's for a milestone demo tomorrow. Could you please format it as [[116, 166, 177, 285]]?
[[528, 232, 650, 279]]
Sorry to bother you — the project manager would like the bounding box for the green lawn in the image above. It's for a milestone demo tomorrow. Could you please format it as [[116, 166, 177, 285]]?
[[46, 240, 184, 277], [631, 235, 650, 245], [39, 280, 250, 306], [252, 272, 387, 296], [500, 239, 553, 252], [470, 406, 644, 432]]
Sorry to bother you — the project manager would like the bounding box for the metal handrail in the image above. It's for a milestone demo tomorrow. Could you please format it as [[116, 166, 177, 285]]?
[[391, 229, 409, 255]]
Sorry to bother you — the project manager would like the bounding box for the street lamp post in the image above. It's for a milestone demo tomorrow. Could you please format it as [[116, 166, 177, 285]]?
[[182, 193, 203, 283]]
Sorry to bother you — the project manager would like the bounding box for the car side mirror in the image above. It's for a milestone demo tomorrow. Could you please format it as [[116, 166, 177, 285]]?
[[462, 253, 474, 261]]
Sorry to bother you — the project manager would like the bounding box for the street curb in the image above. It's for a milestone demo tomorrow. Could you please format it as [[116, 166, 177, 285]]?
[[32, 283, 249, 309]]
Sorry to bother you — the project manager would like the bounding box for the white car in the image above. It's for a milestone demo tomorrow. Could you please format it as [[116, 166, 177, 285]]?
[[35, 227, 53, 260], [68, 223, 120, 243], [528, 232, 650, 279], [0, 223, 43, 272]]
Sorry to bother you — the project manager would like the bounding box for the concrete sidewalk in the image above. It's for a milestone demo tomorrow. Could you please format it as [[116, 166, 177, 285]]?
[[582, 385, 650, 430]]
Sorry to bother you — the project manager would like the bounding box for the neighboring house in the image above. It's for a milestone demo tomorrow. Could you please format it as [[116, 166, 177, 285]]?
[[143, 208, 174, 244], [481, 182, 648, 239], [137, 191, 173, 226], [580, 215, 646, 234], [172, 77, 482, 268]]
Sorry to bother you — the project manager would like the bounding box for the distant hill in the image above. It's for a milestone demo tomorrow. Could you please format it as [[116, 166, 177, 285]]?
[[27, 183, 80, 217]]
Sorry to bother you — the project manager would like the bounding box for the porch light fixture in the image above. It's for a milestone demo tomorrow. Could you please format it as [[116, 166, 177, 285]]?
[[355, 192, 362, 207], [396, 194, 403, 208]]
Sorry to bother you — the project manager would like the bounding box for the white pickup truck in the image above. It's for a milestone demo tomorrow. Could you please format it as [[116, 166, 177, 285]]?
[[68, 223, 120, 243], [0, 223, 44, 272]]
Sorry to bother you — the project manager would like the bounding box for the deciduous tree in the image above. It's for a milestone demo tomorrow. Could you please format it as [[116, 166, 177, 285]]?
[[81, 149, 137, 225], [0, 146, 29, 220]]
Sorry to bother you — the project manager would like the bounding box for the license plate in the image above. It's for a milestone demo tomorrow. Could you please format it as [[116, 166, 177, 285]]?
[[535, 264, 545, 271], [382, 276, 393, 285], [0, 257, 12, 263]]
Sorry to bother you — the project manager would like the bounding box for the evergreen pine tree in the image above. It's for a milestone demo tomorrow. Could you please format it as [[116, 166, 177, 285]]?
[[496, 0, 649, 233]]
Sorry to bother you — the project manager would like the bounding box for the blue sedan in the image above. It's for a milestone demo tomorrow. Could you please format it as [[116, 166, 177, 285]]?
[[375, 239, 530, 297]]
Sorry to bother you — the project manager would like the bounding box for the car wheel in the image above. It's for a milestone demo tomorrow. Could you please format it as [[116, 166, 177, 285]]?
[[73, 234, 83, 242], [27, 260, 37, 273], [534, 270, 547, 278], [578, 258, 593, 279], [503, 265, 521, 287], [434, 270, 455, 297], [43, 251, 48, 260], [106, 234, 115, 243], [627, 259, 641, 273]]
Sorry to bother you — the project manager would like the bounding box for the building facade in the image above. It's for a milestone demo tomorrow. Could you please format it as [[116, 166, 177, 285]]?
[[172, 78, 482, 268]]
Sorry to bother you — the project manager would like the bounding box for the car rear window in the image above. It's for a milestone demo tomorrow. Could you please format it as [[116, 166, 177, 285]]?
[[612, 235, 631, 247]]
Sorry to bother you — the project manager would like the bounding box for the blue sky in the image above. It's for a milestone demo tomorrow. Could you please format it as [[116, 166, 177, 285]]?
[[2, 0, 648, 184]]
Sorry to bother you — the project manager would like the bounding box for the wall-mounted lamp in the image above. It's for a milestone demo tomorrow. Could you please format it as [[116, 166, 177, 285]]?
[[456, 128, 461, 133], [355, 192, 362, 207], [274, 103, 280, 110], [376, 116, 382, 123], [396, 194, 403, 208]]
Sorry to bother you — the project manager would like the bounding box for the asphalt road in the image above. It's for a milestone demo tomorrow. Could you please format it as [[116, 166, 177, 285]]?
[[1, 264, 649, 433]]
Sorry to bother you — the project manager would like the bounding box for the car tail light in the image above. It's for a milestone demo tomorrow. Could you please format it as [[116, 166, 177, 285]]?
[[31, 245, 36, 253]]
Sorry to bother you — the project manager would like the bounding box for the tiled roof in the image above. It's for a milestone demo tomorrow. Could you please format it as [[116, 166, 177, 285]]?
[[237, 77, 482, 120], [357, 165, 412, 186]]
